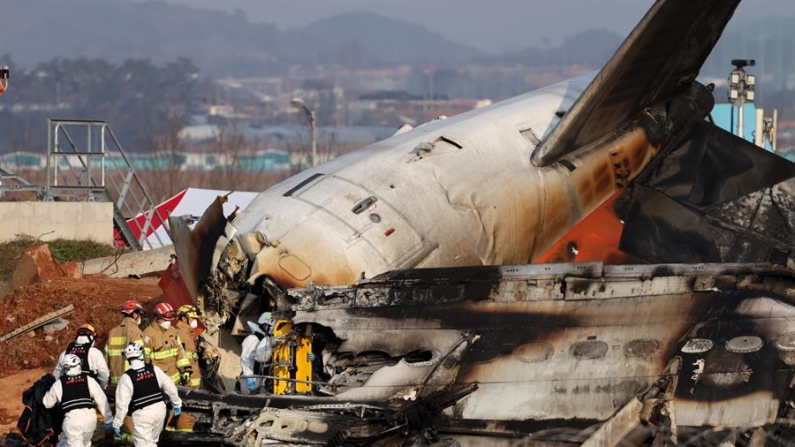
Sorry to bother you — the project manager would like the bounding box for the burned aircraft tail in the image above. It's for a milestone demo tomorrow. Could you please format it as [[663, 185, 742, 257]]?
[[532, 0, 741, 167], [528, 0, 795, 266], [618, 123, 795, 264]]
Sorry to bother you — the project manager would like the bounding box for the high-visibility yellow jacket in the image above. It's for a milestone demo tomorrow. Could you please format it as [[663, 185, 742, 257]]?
[[103, 317, 145, 387], [174, 321, 201, 387], [142, 322, 190, 384]]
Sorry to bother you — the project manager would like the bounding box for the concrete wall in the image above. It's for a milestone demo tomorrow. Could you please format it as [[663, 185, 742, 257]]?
[[79, 246, 173, 278], [0, 202, 114, 245]]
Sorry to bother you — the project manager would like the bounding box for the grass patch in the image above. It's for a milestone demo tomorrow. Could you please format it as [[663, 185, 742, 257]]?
[[0, 236, 117, 282], [48, 239, 117, 263]]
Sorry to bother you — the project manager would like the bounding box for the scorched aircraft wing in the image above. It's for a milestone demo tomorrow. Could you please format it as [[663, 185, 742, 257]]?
[[165, 0, 795, 445]]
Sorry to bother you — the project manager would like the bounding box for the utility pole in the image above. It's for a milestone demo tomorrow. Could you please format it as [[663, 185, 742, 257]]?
[[291, 98, 318, 167]]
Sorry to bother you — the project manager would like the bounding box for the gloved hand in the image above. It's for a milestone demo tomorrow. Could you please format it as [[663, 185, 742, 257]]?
[[246, 377, 257, 391], [181, 370, 192, 385], [307, 352, 316, 362], [173, 406, 182, 417], [113, 427, 121, 439]]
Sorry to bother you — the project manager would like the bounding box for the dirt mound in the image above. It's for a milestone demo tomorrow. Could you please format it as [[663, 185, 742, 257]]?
[[0, 244, 166, 378], [0, 242, 78, 302]]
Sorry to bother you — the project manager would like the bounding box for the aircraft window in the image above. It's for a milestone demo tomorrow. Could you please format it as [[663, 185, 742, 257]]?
[[725, 335, 763, 353], [514, 343, 554, 363], [774, 333, 795, 351], [569, 340, 608, 360], [351, 196, 378, 215], [404, 350, 434, 364], [681, 338, 713, 354], [624, 339, 661, 358]]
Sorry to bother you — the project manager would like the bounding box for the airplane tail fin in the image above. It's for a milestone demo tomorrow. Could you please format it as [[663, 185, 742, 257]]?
[[532, 0, 741, 167]]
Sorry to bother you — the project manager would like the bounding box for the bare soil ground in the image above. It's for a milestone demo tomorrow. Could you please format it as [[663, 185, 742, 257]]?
[[0, 367, 48, 434], [0, 275, 164, 376], [0, 244, 166, 437]]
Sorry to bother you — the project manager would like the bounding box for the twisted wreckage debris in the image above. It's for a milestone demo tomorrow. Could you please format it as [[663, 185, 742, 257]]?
[[159, 0, 795, 445]]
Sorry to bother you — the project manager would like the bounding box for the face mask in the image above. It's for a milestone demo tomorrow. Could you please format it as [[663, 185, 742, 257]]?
[[76, 335, 91, 345], [189, 319, 199, 329], [159, 320, 172, 330]]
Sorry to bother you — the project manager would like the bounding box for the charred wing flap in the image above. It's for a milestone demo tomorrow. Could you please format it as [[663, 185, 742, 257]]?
[[532, 0, 741, 167]]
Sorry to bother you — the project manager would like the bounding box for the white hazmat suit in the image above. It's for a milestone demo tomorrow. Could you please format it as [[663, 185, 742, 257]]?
[[112, 359, 182, 447], [53, 343, 111, 389], [43, 368, 112, 447], [240, 320, 273, 394]]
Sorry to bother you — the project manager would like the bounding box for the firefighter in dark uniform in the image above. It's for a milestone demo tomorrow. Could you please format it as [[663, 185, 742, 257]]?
[[43, 354, 113, 447]]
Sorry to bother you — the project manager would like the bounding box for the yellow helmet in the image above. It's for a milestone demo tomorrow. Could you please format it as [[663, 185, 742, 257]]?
[[272, 319, 293, 337], [177, 304, 201, 319]]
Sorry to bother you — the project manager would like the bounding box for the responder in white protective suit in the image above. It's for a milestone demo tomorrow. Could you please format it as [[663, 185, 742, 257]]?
[[112, 342, 182, 447], [240, 311, 274, 394], [43, 354, 113, 447], [53, 323, 110, 389]]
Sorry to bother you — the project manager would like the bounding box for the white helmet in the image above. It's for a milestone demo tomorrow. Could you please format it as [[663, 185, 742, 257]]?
[[257, 312, 274, 326], [62, 354, 82, 372], [124, 342, 144, 361]]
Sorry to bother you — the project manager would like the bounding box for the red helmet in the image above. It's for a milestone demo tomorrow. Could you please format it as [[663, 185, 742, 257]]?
[[153, 302, 176, 321], [121, 300, 147, 316], [76, 323, 97, 338]]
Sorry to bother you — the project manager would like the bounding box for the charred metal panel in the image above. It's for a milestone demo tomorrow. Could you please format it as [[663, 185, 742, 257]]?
[[170, 196, 230, 302], [619, 122, 795, 265], [282, 263, 795, 426], [564, 276, 693, 300], [642, 123, 795, 207]]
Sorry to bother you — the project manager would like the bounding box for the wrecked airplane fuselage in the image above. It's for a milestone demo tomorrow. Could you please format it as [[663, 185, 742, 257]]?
[[171, 262, 795, 446], [163, 0, 795, 445]]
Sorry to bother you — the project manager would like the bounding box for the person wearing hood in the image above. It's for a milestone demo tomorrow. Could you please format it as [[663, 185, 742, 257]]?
[[54, 324, 110, 389], [112, 342, 182, 447], [239, 312, 274, 394], [104, 300, 146, 387], [43, 354, 113, 447]]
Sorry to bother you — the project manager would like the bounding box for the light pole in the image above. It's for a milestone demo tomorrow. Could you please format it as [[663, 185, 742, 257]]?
[[728, 59, 756, 141], [291, 98, 317, 167]]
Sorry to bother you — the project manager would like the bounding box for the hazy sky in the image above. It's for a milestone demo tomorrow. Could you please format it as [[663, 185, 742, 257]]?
[[161, 0, 793, 53]]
